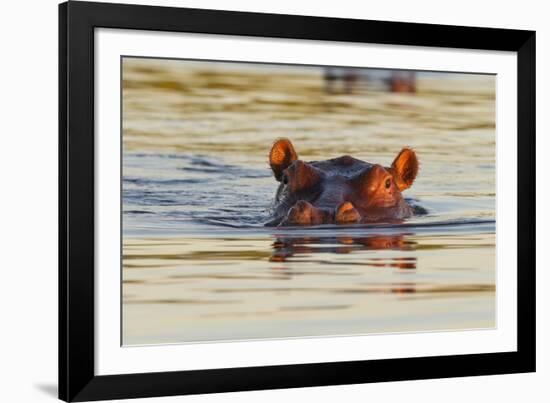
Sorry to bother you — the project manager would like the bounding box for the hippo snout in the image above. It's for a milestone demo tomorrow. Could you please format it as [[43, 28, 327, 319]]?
[[281, 200, 331, 226], [280, 200, 362, 226]]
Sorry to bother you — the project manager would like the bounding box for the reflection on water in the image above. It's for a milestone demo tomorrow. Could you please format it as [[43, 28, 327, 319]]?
[[122, 58, 496, 345], [123, 225, 495, 344], [269, 233, 417, 266]]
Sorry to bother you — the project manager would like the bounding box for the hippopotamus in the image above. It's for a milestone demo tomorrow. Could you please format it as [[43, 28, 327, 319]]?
[[266, 138, 419, 226]]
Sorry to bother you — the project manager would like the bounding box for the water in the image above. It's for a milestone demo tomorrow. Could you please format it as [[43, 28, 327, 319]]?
[[122, 58, 496, 345]]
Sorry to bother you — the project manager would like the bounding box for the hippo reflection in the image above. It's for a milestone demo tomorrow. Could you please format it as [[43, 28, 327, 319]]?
[[269, 234, 417, 269], [267, 138, 419, 226]]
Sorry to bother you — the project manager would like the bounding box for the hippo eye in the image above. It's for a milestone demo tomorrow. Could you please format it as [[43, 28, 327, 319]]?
[[384, 178, 391, 189]]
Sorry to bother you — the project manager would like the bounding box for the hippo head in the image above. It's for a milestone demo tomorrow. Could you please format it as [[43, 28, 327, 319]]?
[[267, 138, 419, 226]]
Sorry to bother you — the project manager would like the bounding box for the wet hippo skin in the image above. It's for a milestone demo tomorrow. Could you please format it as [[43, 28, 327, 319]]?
[[267, 138, 419, 226]]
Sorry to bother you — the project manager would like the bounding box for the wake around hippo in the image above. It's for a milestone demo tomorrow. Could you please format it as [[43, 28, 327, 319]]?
[[266, 138, 419, 226]]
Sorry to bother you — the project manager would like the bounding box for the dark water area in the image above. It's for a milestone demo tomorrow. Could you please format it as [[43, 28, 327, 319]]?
[[122, 58, 496, 345]]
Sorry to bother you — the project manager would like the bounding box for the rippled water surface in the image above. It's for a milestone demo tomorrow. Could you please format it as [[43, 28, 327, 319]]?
[[122, 58, 496, 345]]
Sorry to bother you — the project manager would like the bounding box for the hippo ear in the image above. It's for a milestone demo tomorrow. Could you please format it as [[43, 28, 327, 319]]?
[[390, 148, 418, 191], [269, 138, 298, 181]]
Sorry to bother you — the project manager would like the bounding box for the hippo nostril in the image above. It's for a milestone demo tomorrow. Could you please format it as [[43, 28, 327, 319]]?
[[335, 201, 361, 224], [283, 200, 332, 226]]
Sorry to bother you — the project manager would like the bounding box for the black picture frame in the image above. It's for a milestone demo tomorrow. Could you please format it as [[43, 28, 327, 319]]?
[[59, 1, 536, 401]]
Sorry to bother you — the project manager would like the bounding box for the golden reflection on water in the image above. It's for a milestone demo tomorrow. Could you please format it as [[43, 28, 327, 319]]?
[[123, 230, 495, 344]]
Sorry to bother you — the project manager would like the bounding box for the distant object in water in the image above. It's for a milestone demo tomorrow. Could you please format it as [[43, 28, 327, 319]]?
[[323, 67, 417, 94], [267, 138, 420, 226], [324, 67, 360, 94], [387, 71, 417, 93]]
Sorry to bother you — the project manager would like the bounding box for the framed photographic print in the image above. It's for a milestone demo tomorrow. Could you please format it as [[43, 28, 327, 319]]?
[[59, 1, 535, 401]]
